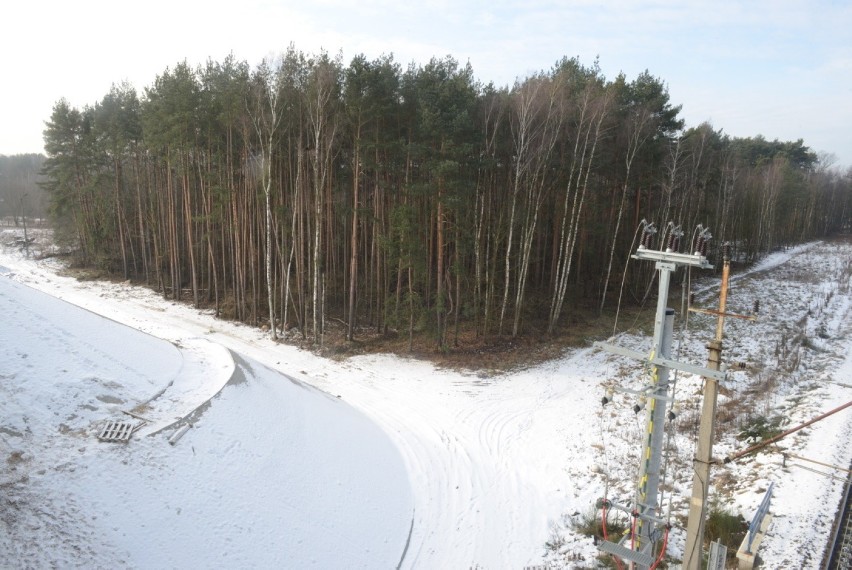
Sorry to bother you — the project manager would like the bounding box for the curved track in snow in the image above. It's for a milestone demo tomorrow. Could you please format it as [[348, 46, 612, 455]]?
[[0, 249, 586, 567], [0, 257, 413, 568]]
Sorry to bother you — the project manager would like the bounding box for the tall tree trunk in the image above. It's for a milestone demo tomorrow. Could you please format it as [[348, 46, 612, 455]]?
[[436, 176, 445, 350], [347, 132, 360, 341], [600, 107, 652, 314]]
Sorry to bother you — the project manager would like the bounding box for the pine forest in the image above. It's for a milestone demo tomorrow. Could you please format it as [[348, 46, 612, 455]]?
[[39, 49, 852, 351]]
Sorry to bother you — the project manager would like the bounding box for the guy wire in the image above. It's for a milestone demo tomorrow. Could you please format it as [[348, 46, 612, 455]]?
[[612, 222, 646, 338]]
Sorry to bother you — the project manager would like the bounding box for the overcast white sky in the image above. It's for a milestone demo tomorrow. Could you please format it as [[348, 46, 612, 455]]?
[[2, 0, 850, 168]]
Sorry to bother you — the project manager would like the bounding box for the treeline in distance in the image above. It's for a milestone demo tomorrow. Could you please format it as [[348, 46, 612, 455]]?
[[40, 48, 852, 349], [0, 154, 47, 224]]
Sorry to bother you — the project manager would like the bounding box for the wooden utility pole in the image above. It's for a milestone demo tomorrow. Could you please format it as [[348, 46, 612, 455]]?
[[683, 243, 746, 569]]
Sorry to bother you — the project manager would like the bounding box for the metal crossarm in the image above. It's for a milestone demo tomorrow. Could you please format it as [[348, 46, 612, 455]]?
[[633, 247, 713, 269], [598, 540, 656, 567], [594, 342, 726, 382]]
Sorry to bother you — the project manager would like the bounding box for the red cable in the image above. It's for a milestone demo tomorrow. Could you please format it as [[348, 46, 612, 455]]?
[[600, 500, 625, 570], [649, 525, 670, 570], [630, 510, 637, 552]]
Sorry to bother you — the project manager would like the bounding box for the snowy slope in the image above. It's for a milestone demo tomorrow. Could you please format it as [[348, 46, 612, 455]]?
[[0, 259, 413, 568], [1, 228, 852, 569]]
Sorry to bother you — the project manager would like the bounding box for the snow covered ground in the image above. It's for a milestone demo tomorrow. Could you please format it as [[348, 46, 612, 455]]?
[[0, 236, 412, 568], [1, 227, 851, 569]]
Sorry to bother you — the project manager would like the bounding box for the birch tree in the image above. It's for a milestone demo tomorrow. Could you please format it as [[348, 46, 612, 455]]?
[[548, 75, 612, 332], [304, 52, 342, 343], [248, 54, 288, 339], [599, 71, 682, 313], [504, 74, 563, 337]]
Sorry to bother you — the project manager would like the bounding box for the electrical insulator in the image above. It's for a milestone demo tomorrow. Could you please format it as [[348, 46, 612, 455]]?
[[694, 235, 709, 256], [670, 403, 681, 420], [694, 227, 712, 257], [633, 398, 645, 414], [639, 221, 657, 250], [689, 292, 695, 306], [753, 299, 760, 314], [723, 242, 731, 261]]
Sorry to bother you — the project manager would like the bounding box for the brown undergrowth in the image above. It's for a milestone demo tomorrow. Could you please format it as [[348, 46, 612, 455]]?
[[59, 259, 658, 373], [277, 301, 657, 373]]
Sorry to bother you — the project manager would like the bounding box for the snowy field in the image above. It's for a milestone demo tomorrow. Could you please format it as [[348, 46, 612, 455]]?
[[1, 228, 851, 569]]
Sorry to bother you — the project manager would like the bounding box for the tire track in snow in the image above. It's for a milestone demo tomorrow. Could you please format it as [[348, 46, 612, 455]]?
[[135, 338, 235, 436], [1, 247, 589, 568]]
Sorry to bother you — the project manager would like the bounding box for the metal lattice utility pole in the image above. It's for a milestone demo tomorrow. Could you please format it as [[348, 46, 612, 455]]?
[[596, 226, 719, 570], [634, 274, 674, 554]]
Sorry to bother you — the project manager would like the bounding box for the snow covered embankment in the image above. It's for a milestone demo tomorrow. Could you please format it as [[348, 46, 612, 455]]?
[[0, 256, 414, 569]]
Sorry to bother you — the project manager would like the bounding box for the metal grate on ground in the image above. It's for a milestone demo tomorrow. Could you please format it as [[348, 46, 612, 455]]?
[[98, 421, 135, 443]]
